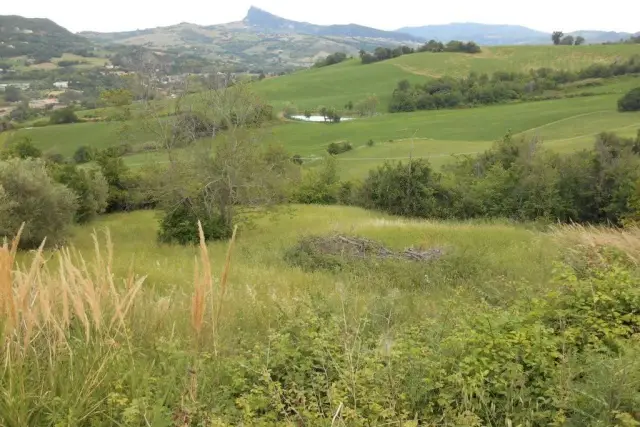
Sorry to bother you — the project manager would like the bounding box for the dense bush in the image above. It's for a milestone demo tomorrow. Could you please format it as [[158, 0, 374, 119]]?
[[50, 107, 79, 125], [293, 156, 341, 204], [0, 158, 77, 248], [94, 148, 149, 212], [326, 141, 352, 155], [390, 56, 640, 112], [157, 199, 232, 245], [358, 159, 451, 218], [618, 87, 640, 112], [358, 131, 640, 225], [51, 164, 109, 223], [73, 145, 93, 164], [0, 137, 42, 160]]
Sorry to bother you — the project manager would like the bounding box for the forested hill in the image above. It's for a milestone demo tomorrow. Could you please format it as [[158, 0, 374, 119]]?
[[0, 15, 93, 61]]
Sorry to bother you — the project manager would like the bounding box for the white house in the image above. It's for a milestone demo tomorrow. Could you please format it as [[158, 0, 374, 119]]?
[[53, 81, 69, 89]]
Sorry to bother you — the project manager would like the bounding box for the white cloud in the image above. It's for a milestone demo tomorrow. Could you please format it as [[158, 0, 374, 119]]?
[[3, 0, 638, 33]]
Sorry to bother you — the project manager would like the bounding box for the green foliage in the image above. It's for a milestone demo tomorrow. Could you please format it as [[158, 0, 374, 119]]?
[[293, 156, 341, 204], [94, 148, 146, 212], [326, 141, 352, 155], [73, 145, 93, 164], [314, 52, 348, 67], [361, 41, 479, 65], [50, 164, 108, 223], [3, 86, 22, 103], [157, 199, 232, 245], [0, 157, 77, 248], [618, 87, 640, 112], [359, 159, 451, 218], [552, 31, 564, 45], [50, 107, 79, 125], [358, 131, 640, 225], [0, 137, 42, 159], [367, 139, 375, 147]]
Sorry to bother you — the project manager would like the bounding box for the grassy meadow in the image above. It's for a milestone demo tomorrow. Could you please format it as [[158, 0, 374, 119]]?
[[4, 205, 640, 425]]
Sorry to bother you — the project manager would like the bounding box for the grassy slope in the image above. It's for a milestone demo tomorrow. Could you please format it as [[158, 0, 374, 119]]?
[[67, 206, 558, 296], [254, 44, 640, 111]]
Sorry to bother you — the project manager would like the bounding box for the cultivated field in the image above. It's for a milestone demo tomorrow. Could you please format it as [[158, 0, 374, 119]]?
[[254, 44, 640, 110]]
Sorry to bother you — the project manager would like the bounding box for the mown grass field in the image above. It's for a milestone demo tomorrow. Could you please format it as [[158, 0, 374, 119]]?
[[254, 44, 640, 111]]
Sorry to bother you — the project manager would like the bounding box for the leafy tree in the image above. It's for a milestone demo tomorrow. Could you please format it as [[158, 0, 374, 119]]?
[[355, 95, 379, 117], [50, 164, 108, 223], [560, 35, 575, 45], [3, 86, 22, 103], [100, 88, 134, 107], [575, 36, 586, 45], [552, 31, 564, 45], [618, 87, 640, 112], [50, 107, 79, 125], [327, 141, 352, 155], [0, 157, 78, 248], [304, 109, 312, 119]]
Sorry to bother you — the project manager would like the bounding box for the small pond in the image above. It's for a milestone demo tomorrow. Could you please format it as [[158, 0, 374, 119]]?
[[290, 115, 356, 122]]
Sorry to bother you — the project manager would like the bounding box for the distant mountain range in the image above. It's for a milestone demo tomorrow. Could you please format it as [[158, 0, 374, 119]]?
[[397, 23, 634, 45], [2, 7, 638, 73]]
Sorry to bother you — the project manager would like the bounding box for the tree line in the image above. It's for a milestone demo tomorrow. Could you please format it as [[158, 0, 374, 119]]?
[[389, 55, 640, 112], [360, 40, 481, 64], [351, 130, 640, 225], [551, 31, 586, 45]]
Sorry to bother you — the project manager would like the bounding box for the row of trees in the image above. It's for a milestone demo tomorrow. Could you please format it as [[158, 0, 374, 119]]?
[[314, 52, 348, 68], [551, 31, 586, 45], [389, 56, 640, 112], [360, 40, 481, 64], [356, 131, 640, 225]]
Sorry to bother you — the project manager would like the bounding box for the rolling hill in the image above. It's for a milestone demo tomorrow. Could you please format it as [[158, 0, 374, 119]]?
[[0, 15, 92, 61], [81, 7, 422, 72], [252, 44, 640, 110]]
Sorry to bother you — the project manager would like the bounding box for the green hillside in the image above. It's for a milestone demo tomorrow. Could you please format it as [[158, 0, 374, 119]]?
[[254, 44, 640, 110]]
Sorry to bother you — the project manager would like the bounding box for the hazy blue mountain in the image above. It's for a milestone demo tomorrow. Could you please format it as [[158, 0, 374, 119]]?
[[243, 6, 421, 42], [397, 22, 634, 45]]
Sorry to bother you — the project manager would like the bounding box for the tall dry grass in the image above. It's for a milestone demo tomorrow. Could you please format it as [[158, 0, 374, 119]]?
[[553, 224, 640, 264], [1, 221, 237, 360]]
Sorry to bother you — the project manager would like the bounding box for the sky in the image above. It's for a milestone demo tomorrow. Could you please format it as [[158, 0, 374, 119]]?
[[4, 0, 639, 34]]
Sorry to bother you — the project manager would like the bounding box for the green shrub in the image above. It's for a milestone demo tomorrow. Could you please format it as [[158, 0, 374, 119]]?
[[157, 200, 232, 245], [293, 156, 341, 204], [366, 139, 375, 147], [326, 141, 352, 155], [51, 164, 108, 223], [0, 157, 78, 248], [359, 159, 452, 218], [618, 87, 640, 112], [0, 136, 41, 159], [50, 107, 79, 125], [73, 145, 93, 164]]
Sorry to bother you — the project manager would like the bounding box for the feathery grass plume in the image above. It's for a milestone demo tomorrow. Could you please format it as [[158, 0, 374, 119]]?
[[554, 224, 640, 264]]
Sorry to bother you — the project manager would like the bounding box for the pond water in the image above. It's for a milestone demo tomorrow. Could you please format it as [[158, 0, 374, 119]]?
[[290, 115, 356, 122]]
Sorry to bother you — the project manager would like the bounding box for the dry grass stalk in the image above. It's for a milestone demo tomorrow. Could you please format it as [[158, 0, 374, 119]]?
[[2, 229, 146, 357], [553, 224, 640, 264]]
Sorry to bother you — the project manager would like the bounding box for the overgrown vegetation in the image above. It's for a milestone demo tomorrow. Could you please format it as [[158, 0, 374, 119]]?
[[358, 130, 640, 225], [314, 52, 348, 67]]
